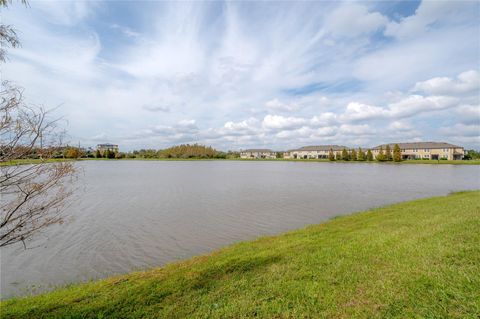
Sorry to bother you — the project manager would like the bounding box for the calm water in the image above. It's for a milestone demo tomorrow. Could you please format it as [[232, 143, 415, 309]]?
[[1, 161, 479, 298]]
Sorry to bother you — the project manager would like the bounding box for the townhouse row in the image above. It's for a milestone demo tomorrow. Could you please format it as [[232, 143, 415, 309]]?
[[240, 142, 465, 161]]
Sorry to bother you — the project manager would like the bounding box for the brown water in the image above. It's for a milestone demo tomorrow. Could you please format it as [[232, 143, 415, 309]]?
[[1, 160, 479, 298]]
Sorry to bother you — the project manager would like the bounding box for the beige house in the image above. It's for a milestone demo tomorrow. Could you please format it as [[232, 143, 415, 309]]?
[[240, 149, 276, 159], [372, 142, 464, 160], [284, 145, 348, 159], [96, 143, 119, 155]]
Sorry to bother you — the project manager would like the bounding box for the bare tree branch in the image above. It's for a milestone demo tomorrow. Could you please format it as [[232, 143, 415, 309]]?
[[0, 81, 76, 248]]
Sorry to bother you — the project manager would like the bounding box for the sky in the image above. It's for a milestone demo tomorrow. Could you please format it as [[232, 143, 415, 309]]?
[[2, 0, 480, 151]]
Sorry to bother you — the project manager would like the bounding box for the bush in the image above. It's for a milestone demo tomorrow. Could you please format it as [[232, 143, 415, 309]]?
[[376, 147, 386, 161], [65, 147, 81, 159]]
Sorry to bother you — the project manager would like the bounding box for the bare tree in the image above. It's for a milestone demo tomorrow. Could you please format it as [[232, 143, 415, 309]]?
[[0, 83, 76, 248], [1, 0, 76, 248]]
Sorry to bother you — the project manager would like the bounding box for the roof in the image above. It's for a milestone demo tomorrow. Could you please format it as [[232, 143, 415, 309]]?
[[292, 145, 349, 152], [97, 144, 118, 147], [242, 149, 274, 153], [372, 142, 462, 150]]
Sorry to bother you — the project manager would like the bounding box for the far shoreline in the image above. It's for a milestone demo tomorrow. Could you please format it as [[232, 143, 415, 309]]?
[[3, 157, 480, 166]]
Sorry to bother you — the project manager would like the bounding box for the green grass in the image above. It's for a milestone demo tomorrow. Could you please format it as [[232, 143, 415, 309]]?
[[2, 191, 479, 318], [245, 158, 480, 165], [0, 158, 76, 166]]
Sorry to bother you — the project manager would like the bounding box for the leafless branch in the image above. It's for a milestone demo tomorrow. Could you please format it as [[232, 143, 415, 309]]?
[[1, 81, 76, 248]]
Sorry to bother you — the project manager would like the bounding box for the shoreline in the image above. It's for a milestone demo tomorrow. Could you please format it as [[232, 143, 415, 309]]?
[[2, 157, 480, 166], [2, 191, 479, 318]]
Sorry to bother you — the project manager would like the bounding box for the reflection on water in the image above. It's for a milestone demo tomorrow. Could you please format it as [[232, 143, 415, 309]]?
[[2, 160, 479, 298]]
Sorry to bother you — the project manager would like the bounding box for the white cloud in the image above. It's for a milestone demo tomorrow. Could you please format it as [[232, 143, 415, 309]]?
[[440, 123, 479, 137], [388, 95, 458, 118], [311, 112, 338, 126], [262, 115, 306, 131], [385, 1, 478, 39], [265, 99, 299, 112], [412, 70, 480, 95], [438, 123, 480, 147], [109, 24, 140, 38], [142, 104, 170, 113], [341, 102, 387, 121], [325, 3, 388, 37], [388, 121, 412, 132], [339, 124, 374, 135], [34, 1, 92, 26], [454, 104, 480, 125], [223, 118, 259, 132], [91, 132, 109, 142]]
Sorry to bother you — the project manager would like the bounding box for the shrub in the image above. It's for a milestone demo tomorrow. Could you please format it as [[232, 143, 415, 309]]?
[[376, 147, 386, 161]]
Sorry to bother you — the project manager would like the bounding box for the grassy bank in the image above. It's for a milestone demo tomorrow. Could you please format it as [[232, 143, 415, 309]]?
[[246, 158, 480, 165], [2, 191, 479, 318], [0, 158, 76, 166]]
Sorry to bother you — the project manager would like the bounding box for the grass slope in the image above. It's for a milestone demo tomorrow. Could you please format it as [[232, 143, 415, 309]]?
[[2, 191, 479, 318]]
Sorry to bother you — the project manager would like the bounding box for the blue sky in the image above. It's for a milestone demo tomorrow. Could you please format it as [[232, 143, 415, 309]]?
[[2, 0, 479, 151]]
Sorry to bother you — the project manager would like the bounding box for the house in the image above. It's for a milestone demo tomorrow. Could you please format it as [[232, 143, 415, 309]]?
[[240, 149, 276, 159], [285, 145, 349, 159], [371, 142, 464, 160], [96, 143, 119, 155]]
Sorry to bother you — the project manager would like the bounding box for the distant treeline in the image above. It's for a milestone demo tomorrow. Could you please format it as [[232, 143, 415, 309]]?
[[130, 144, 239, 159], [4, 144, 480, 161], [1, 144, 239, 159]]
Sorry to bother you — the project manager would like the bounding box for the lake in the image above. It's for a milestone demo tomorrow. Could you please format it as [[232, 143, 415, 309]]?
[[1, 160, 479, 298]]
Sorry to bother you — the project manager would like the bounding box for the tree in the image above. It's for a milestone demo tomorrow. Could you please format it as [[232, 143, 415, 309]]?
[[367, 149, 374, 161], [341, 148, 349, 161], [1, 85, 75, 248], [158, 144, 218, 159], [65, 147, 80, 159], [385, 144, 392, 161], [95, 149, 102, 158], [393, 144, 402, 162], [358, 148, 365, 161], [328, 148, 335, 161], [104, 149, 116, 159], [376, 147, 385, 161], [464, 150, 480, 160], [0, 0, 28, 60], [350, 149, 357, 161], [1, 0, 76, 248]]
